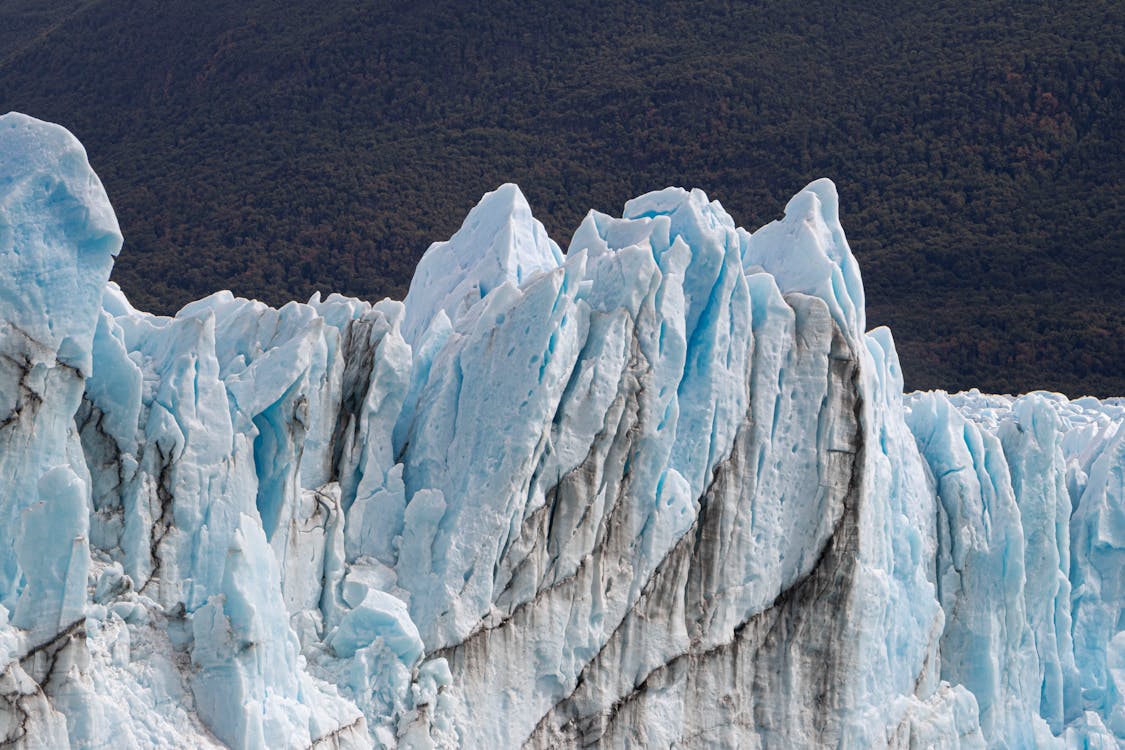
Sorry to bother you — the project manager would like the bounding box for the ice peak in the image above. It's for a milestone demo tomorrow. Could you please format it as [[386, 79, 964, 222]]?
[[792, 177, 842, 229], [476, 181, 529, 218], [622, 186, 737, 232], [401, 183, 563, 344], [622, 185, 702, 219], [744, 178, 866, 340], [0, 112, 121, 375]]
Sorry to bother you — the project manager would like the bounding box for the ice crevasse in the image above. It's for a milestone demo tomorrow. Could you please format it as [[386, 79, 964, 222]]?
[[0, 111, 1122, 749]]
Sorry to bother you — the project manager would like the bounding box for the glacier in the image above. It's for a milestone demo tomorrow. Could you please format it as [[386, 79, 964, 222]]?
[[0, 110, 1122, 749]]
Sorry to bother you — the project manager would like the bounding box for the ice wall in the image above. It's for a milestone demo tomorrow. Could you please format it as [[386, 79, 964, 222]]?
[[907, 391, 1125, 747], [0, 113, 1121, 749]]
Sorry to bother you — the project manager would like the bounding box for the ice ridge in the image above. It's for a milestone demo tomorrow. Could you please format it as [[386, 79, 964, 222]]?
[[0, 112, 1121, 749]]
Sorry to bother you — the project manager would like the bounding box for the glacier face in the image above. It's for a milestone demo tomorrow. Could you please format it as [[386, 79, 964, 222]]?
[[0, 111, 1122, 749]]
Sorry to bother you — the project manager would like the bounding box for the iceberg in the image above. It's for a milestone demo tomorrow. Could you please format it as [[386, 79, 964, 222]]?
[[0, 112, 1121, 749]]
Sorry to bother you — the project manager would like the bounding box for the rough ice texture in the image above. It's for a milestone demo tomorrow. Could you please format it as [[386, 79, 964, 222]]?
[[0, 111, 1121, 749]]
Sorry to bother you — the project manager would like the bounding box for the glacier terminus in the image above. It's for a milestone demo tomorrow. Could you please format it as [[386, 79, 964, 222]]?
[[0, 112, 1122, 749]]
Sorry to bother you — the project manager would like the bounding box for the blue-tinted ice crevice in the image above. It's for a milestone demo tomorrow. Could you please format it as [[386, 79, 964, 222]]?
[[0, 113, 1121, 749]]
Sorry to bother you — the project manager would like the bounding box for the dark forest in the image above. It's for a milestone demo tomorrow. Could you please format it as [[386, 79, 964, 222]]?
[[1, 0, 1122, 395]]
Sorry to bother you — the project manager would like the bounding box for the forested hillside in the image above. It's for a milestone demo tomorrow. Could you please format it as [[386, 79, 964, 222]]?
[[1, 0, 1122, 395]]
